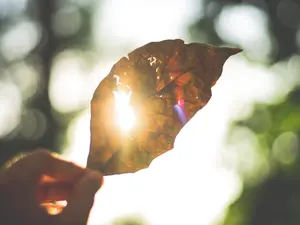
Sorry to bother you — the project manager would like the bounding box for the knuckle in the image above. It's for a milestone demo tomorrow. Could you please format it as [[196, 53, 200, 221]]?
[[35, 149, 50, 157], [32, 149, 53, 163]]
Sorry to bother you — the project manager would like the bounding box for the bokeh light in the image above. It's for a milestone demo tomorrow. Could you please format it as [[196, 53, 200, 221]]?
[[272, 131, 299, 165], [19, 108, 47, 141], [49, 50, 93, 114], [0, 0, 28, 18], [92, 0, 201, 55], [8, 61, 41, 101], [0, 19, 41, 61], [215, 4, 274, 62], [0, 80, 22, 138], [62, 109, 91, 167], [51, 5, 82, 38], [1, 0, 300, 224]]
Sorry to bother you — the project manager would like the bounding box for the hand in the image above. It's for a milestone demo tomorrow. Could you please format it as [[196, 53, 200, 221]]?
[[0, 149, 103, 225]]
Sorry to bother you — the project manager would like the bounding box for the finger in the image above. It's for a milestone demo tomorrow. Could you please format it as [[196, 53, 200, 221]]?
[[3, 149, 88, 217], [0, 149, 92, 225], [7, 149, 86, 185], [37, 181, 73, 202], [26, 150, 86, 181], [59, 171, 103, 225]]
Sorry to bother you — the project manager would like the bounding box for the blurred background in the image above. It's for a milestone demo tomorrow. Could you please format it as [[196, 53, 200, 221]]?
[[1, 0, 300, 224]]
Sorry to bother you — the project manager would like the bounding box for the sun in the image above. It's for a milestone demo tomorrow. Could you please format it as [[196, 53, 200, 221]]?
[[113, 89, 136, 132]]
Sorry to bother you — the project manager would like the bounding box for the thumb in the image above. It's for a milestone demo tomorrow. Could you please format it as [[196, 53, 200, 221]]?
[[59, 171, 103, 225]]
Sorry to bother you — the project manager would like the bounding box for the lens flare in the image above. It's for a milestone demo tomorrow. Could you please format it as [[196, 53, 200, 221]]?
[[174, 99, 188, 125]]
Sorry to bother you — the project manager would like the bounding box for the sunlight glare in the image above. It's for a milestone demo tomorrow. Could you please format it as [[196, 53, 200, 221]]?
[[113, 90, 136, 132], [92, 0, 202, 55]]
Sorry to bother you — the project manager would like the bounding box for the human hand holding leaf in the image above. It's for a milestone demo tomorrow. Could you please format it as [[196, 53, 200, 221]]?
[[87, 39, 242, 175]]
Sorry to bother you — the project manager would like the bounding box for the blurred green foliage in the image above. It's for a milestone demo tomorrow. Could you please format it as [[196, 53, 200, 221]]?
[[111, 216, 149, 225], [222, 87, 300, 225], [0, 0, 95, 164]]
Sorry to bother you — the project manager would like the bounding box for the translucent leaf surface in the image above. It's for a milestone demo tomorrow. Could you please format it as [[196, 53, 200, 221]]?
[[87, 39, 241, 175]]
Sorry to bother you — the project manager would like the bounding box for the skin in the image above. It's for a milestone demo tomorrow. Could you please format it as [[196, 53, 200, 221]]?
[[0, 149, 103, 225]]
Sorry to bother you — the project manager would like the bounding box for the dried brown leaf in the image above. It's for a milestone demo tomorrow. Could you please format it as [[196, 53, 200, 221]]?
[[87, 39, 241, 175]]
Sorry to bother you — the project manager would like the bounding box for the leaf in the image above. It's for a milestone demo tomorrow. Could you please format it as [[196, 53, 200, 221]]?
[[87, 39, 241, 175]]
